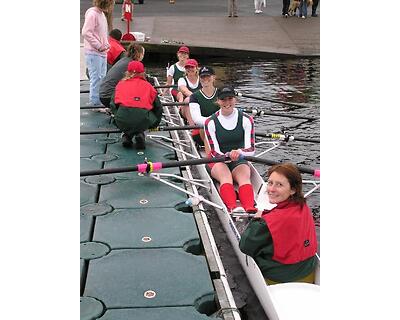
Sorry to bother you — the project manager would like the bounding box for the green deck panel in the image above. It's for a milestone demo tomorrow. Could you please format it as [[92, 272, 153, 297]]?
[[80, 296, 104, 320], [80, 158, 103, 172], [98, 177, 187, 208], [83, 248, 215, 308], [104, 135, 181, 178], [80, 138, 107, 158], [80, 109, 113, 129], [80, 213, 93, 242], [93, 208, 199, 249], [80, 180, 98, 206], [97, 306, 212, 320]]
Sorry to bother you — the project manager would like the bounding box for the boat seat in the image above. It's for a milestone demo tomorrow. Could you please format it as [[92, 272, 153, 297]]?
[[268, 282, 320, 320]]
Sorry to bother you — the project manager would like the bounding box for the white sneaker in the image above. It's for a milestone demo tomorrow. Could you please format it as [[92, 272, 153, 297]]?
[[230, 206, 245, 214]]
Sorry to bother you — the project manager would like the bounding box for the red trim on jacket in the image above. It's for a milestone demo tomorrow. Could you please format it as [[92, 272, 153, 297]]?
[[262, 200, 317, 264], [114, 76, 156, 110], [107, 37, 126, 65]]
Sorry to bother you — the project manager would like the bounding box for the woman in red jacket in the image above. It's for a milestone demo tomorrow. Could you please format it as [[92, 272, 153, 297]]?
[[111, 61, 163, 149], [239, 162, 318, 284]]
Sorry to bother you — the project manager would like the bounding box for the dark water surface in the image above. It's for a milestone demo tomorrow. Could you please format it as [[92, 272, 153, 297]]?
[[147, 57, 320, 320]]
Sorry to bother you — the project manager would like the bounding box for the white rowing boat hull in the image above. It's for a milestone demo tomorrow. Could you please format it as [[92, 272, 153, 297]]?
[[156, 78, 320, 320]]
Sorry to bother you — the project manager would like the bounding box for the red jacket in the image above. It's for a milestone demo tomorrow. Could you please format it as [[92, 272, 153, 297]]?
[[107, 37, 126, 65], [262, 200, 317, 264], [114, 76, 156, 110]]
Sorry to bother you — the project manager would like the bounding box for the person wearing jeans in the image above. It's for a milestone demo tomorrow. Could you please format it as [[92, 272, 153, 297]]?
[[82, 0, 112, 106], [299, 0, 308, 18]]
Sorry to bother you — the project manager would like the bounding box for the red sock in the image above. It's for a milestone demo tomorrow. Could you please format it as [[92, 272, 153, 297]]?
[[219, 183, 237, 210], [238, 184, 257, 213]]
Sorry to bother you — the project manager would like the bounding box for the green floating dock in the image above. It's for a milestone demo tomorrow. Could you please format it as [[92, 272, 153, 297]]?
[[83, 248, 215, 309], [80, 81, 220, 319]]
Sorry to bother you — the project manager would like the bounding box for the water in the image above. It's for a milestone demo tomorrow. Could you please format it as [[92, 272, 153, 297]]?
[[147, 57, 320, 320], [147, 57, 320, 212]]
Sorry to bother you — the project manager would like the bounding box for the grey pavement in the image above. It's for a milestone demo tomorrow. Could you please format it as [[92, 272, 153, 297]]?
[[80, 0, 319, 78]]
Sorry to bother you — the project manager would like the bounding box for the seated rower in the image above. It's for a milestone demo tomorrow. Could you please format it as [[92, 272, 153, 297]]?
[[110, 61, 163, 149], [204, 86, 257, 214], [239, 163, 318, 284], [188, 66, 219, 148], [176, 59, 201, 124], [163, 46, 190, 99]]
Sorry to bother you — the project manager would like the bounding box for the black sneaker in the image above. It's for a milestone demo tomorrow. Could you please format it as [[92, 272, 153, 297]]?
[[135, 132, 146, 149], [122, 133, 133, 148]]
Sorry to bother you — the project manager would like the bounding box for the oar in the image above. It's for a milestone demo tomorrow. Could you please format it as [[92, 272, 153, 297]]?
[[80, 156, 230, 177], [80, 85, 177, 94], [80, 101, 188, 110], [236, 91, 314, 109], [241, 108, 317, 121], [80, 126, 319, 143], [243, 156, 320, 177], [80, 125, 201, 135], [254, 132, 320, 143], [81, 154, 319, 177]]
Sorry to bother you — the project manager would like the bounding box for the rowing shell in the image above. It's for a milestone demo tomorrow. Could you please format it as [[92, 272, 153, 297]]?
[[154, 77, 320, 320]]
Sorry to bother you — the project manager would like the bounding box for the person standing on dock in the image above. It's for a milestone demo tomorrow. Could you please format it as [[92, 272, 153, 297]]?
[[82, 0, 114, 107], [204, 86, 256, 214], [163, 46, 190, 99], [228, 0, 238, 17], [99, 44, 145, 109], [188, 66, 219, 148], [111, 61, 162, 149], [239, 163, 318, 284]]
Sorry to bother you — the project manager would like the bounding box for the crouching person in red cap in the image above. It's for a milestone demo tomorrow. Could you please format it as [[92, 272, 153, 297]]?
[[239, 163, 318, 284], [111, 61, 163, 149], [204, 86, 257, 214]]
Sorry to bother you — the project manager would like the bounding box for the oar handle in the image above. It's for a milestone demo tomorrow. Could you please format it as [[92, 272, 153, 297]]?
[[242, 108, 317, 121], [243, 156, 320, 177], [254, 132, 320, 143], [80, 156, 230, 177], [80, 125, 202, 135], [161, 102, 188, 106]]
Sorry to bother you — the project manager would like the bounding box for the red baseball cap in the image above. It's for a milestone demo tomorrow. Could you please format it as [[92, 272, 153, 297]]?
[[177, 46, 190, 54], [185, 59, 198, 68], [127, 61, 145, 73]]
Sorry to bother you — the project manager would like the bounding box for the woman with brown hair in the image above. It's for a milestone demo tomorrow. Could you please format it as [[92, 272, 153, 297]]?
[[239, 162, 318, 284], [99, 43, 145, 108]]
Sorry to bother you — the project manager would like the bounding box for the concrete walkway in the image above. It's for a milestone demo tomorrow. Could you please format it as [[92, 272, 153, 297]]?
[[80, 0, 319, 78]]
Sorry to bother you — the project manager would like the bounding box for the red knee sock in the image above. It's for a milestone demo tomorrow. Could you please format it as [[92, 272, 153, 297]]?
[[238, 184, 257, 213], [219, 183, 237, 210]]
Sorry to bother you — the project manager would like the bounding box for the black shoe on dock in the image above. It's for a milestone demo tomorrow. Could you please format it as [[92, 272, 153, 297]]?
[[135, 132, 146, 149], [122, 134, 133, 148]]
